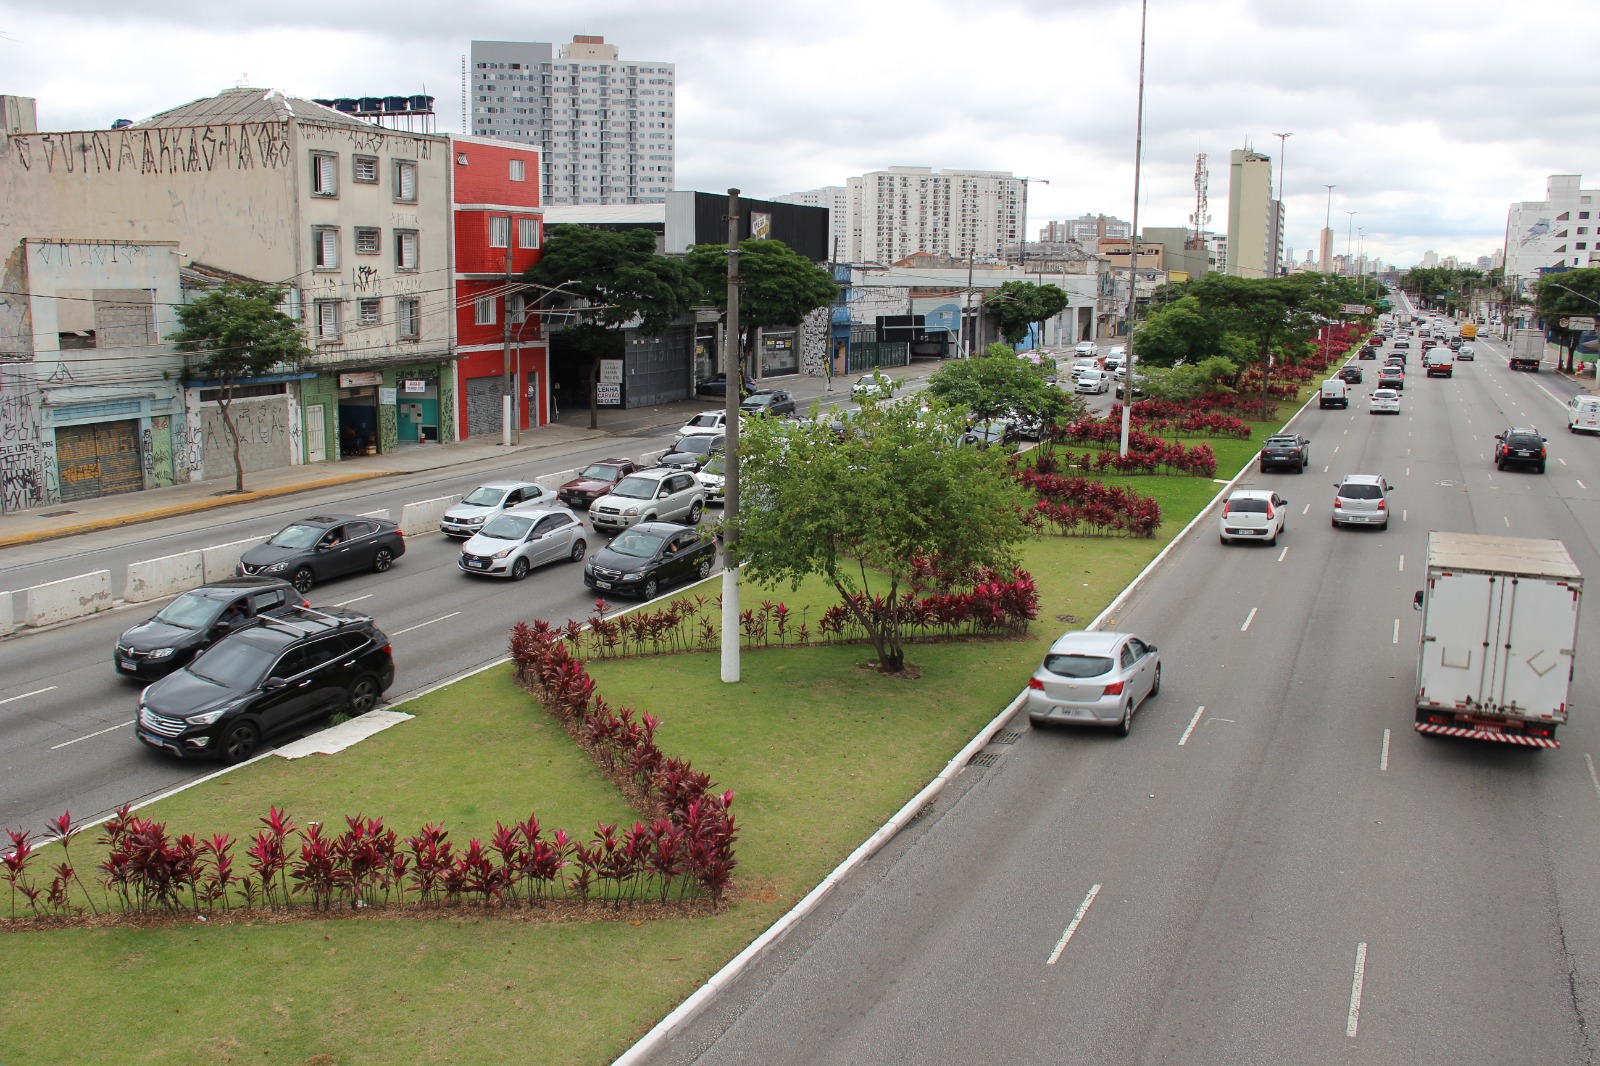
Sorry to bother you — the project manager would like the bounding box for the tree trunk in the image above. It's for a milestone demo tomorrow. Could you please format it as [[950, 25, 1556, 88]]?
[[589, 355, 600, 431], [218, 393, 245, 494]]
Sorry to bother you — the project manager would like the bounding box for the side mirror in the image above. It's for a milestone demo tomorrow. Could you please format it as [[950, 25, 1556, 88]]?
[[1412, 590, 1424, 611], [264, 677, 289, 691], [1146, 644, 1158, 655]]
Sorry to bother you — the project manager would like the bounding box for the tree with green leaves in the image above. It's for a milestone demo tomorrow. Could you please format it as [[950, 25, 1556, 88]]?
[[924, 342, 1074, 426], [524, 226, 704, 428], [685, 239, 838, 379], [1535, 267, 1600, 371], [984, 280, 1069, 345], [1138, 356, 1240, 402], [1130, 295, 1228, 367], [736, 396, 1030, 674], [1187, 272, 1337, 417], [168, 281, 311, 493]]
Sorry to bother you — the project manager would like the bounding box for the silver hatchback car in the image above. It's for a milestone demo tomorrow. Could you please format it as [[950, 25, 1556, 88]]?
[[1331, 474, 1392, 530], [1027, 630, 1162, 736]]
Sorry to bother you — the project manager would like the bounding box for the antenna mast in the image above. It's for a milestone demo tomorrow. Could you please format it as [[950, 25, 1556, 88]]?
[[1189, 152, 1210, 243]]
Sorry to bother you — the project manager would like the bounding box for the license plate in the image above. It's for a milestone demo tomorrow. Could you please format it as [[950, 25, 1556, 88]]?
[[594, 580, 612, 590], [468, 558, 486, 568], [120, 658, 135, 669], [1514, 451, 1530, 456]]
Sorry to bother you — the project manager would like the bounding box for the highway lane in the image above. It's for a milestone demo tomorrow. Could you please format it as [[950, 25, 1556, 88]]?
[[647, 328, 1600, 1064]]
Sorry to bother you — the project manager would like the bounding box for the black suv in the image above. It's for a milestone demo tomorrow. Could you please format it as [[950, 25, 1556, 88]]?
[[1493, 428, 1548, 473], [136, 606, 395, 763], [1259, 434, 1311, 473], [115, 577, 305, 679]]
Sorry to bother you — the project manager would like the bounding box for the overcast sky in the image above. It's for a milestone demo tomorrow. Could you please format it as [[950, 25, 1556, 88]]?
[[5, 0, 1597, 270]]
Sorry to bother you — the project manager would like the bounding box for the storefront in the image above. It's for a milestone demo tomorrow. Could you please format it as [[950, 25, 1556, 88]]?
[[337, 371, 382, 457], [456, 347, 546, 437], [395, 376, 440, 443], [759, 330, 798, 377]]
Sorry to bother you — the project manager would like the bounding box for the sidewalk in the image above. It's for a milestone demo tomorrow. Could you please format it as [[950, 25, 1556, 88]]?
[[0, 363, 937, 550]]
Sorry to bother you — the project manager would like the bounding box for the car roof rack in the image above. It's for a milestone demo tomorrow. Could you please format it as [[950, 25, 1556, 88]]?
[[257, 604, 358, 637]]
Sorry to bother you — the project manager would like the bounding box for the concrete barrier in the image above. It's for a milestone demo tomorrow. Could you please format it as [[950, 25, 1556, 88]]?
[[125, 550, 204, 604], [21, 570, 114, 627], [640, 449, 667, 466], [0, 590, 14, 636], [201, 536, 269, 582], [359, 509, 391, 521], [399, 494, 460, 537], [535, 469, 576, 491]]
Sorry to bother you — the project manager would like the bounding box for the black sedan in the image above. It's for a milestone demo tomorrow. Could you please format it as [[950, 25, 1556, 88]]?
[[583, 522, 718, 600], [1337, 366, 1364, 384], [695, 374, 757, 398], [1258, 433, 1310, 473], [741, 389, 797, 417], [1358, 347, 1378, 360], [115, 577, 305, 679], [660, 434, 725, 471], [238, 514, 406, 594]]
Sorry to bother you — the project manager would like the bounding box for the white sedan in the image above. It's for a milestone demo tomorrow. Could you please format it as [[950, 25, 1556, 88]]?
[[1370, 388, 1401, 415], [1026, 630, 1161, 736], [851, 373, 896, 400]]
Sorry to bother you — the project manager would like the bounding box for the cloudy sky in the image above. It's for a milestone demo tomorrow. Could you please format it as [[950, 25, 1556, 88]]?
[[5, 0, 1597, 270]]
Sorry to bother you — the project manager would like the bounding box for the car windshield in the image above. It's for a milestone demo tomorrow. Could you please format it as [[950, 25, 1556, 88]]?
[[189, 639, 279, 688], [461, 486, 507, 507], [1043, 653, 1114, 678], [685, 414, 720, 429], [266, 523, 324, 549], [610, 476, 658, 500], [701, 456, 725, 477], [608, 530, 665, 558], [154, 591, 225, 629], [480, 514, 535, 540], [672, 437, 715, 455], [1339, 484, 1383, 500], [579, 464, 624, 482]]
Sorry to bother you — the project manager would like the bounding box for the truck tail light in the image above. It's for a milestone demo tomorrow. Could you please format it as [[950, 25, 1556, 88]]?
[[1102, 681, 1125, 696]]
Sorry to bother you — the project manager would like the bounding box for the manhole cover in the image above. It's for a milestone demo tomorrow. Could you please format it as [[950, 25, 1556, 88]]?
[[991, 731, 1023, 746], [968, 751, 1002, 768], [37, 509, 77, 517]]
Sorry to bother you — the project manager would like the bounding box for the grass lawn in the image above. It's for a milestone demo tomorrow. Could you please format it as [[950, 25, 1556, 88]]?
[[0, 412, 1288, 1066]]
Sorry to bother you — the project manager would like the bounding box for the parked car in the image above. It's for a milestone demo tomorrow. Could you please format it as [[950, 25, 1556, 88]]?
[[1493, 427, 1548, 472], [1259, 433, 1311, 472], [695, 374, 756, 398], [583, 522, 718, 600], [1337, 366, 1364, 384], [115, 577, 306, 680], [1026, 630, 1161, 736], [740, 389, 797, 417], [1331, 474, 1392, 529], [590, 468, 706, 532], [1369, 388, 1401, 415], [1075, 369, 1110, 395], [851, 372, 896, 400], [557, 459, 638, 509], [237, 514, 406, 594], [660, 433, 725, 471], [1219, 489, 1288, 545], [440, 481, 548, 538], [458, 506, 587, 580], [1009, 407, 1048, 441], [678, 410, 732, 438], [1568, 394, 1600, 434], [136, 605, 394, 764]]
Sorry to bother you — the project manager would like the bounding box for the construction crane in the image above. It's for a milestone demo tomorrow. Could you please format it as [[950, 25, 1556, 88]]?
[[1189, 153, 1210, 244]]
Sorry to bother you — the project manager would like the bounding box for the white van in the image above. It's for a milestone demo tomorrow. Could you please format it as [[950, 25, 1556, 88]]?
[[1319, 378, 1349, 409], [1569, 394, 1600, 434]]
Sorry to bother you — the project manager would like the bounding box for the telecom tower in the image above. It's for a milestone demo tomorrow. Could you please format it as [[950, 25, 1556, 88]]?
[[1189, 153, 1210, 243]]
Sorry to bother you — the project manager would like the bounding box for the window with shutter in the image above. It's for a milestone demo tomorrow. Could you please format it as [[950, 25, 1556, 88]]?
[[394, 161, 417, 202], [489, 216, 511, 248], [313, 227, 338, 270], [358, 298, 381, 325], [312, 153, 338, 196], [353, 155, 379, 183], [398, 298, 420, 339], [316, 301, 340, 341], [395, 230, 419, 270], [355, 227, 380, 254]]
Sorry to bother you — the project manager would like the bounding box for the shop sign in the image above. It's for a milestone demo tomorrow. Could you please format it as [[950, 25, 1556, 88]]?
[[378, 387, 398, 405], [599, 359, 624, 384], [597, 383, 622, 405], [403, 379, 427, 393], [339, 371, 383, 387]]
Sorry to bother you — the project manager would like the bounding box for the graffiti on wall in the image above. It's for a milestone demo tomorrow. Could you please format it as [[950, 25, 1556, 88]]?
[[28, 240, 150, 268], [149, 415, 176, 487], [10, 123, 293, 177], [1, 384, 56, 511]]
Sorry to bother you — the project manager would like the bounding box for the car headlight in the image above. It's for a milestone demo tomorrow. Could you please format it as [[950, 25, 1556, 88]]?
[[492, 547, 516, 559], [186, 708, 229, 726], [623, 570, 646, 580], [146, 647, 175, 660], [264, 562, 287, 573], [623, 505, 640, 516]]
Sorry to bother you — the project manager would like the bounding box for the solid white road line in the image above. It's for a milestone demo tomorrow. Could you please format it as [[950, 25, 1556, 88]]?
[[1348, 942, 1370, 1038], [1380, 729, 1391, 772], [51, 720, 135, 750], [1402, 509, 1408, 522], [1579, 480, 1588, 490], [1586, 755, 1600, 803], [1047, 884, 1102, 966], [332, 594, 374, 606], [1302, 503, 1311, 515], [1277, 546, 1289, 562], [1179, 706, 1206, 746], [1242, 607, 1258, 632], [1560, 457, 1569, 466], [0, 686, 58, 706], [391, 611, 462, 636], [1392, 619, 1400, 644], [1398, 555, 1404, 573], [1504, 516, 1511, 527]]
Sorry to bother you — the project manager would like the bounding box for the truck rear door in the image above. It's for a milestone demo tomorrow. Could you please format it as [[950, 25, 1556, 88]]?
[[1495, 576, 1577, 722]]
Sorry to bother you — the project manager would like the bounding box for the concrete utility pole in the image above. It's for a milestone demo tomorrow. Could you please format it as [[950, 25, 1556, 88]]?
[[1345, 210, 1357, 276], [501, 240, 518, 446], [721, 189, 742, 684], [1119, 0, 1148, 458], [1321, 184, 1336, 273]]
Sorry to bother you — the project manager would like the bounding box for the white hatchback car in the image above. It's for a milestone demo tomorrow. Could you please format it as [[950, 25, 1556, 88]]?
[[440, 481, 549, 539], [1075, 369, 1110, 394], [1219, 489, 1288, 545], [1370, 388, 1401, 414], [679, 410, 732, 439], [458, 507, 586, 580], [1027, 630, 1161, 736]]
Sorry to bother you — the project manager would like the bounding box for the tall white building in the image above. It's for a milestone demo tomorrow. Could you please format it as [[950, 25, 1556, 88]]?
[[1503, 174, 1600, 289], [1041, 214, 1133, 244], [471, 36, 675, 205], [1225, 149, 1275, 278], [772, 185, 849, 260], [784, 167, 1021, 265]]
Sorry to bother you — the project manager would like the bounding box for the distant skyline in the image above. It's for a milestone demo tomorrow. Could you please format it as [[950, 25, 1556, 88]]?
[[4, 0, 1597, 269]]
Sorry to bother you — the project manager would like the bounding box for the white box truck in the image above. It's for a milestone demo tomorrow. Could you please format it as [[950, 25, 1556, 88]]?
[[1413, 532, 1581, 748], [1510, 328, 1545, 371]]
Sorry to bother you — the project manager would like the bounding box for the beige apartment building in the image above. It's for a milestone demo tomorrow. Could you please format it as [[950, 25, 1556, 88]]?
[[1226, 148, 1277, 278]]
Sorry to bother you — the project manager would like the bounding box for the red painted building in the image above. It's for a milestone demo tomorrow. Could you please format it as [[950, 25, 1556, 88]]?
[[450, 136, 545, 438]]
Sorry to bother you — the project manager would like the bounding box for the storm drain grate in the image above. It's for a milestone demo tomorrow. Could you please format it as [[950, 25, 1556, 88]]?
[[991, 731, 1023, 746], [969, 751, 1003, 768], [37, 509, 77, 517]]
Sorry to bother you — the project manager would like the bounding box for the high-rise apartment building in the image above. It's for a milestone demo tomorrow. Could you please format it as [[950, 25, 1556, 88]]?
[[784, 167, 1021, 265], [772, 185, 849, 260], [1503, 175, 1600, 288], [470, 36, 675, 206], [1041, 214, 1133, 244], [1225, 149, 1275, 278]]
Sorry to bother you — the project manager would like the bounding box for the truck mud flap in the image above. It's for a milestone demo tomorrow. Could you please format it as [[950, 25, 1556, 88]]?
[[1414, 722, 1559, 749]]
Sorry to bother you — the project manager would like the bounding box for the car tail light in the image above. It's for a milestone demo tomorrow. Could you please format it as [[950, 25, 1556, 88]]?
[[1334, 497, 1343, 509], [299, 598, 310, 607], [1264, 501, 1275, 518], [1222, 500, 1231, 516], [396, 529, 405, 538], [1539, 447, 1548, 458], [379, 644, 392, 656], [1377, 499, 1386, 511], [1102, 681, 1125, 696], [1028, 677, 1044, 690]]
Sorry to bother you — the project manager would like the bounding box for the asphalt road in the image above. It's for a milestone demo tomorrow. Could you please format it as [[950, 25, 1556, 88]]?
[[645, 311, 1600, 1064]]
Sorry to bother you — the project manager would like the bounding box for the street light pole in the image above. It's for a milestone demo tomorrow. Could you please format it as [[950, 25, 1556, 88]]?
[[1118, 0, 1148, 458], [1345, 210, 1357, 277], [1272, 132, 1293, 275], [721, 189, 743, 684], [1019, 176, 1050, 272]]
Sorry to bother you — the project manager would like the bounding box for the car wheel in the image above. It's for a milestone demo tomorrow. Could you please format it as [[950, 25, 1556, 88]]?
[[1117, 701, 1134, 737], [510, 557, 530, 581], [1496, 459, 1505, 470], [373, 547, 394, 574], [642, 578, 659, 600], [570, 538, 587, 563], [697, 558, 713, 581], [1258, 463, 1268, 473], [1332, 517, 1340, 528], [347, 675, 381, 715], [1380, 520, 1389, 531], [1268, 526, 1279, 546], [1219, 533, 1229, 545], [687, 501, 704, 524], [291, 567, 314, 594], [1538, 462, 1547, 474], [1149, 664, 1162, 698], [219, 721, 261, 764]]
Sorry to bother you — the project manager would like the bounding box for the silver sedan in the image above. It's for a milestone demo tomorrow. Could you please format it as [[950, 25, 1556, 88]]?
[[1026, 630, 1161, 735]]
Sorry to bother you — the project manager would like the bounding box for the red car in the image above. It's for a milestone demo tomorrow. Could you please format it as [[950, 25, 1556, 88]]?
[[557, 458, 639, 509]]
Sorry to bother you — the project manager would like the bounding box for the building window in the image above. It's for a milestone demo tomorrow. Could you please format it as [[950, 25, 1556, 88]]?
[[489, 216, 511, 248], [398, 298, 420, 340], [510, 158, 527, 181], [311, 152, 338, 197], [394, 160, 418, 203], [355, 227, 381, 254], [474, 294, 498, 325], [313, 226, 339, 270], [358, 298, 382, 325], [316, 300, 340, 342], [353, 155, 379, 184], [509, 293, 526, 325], [395, 230, 419, 271], [518, 218, 540, 249]]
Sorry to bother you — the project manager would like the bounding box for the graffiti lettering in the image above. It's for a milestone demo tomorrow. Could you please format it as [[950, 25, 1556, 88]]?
[[11, 123, 297, 179], [352, 264, 380, 293]]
